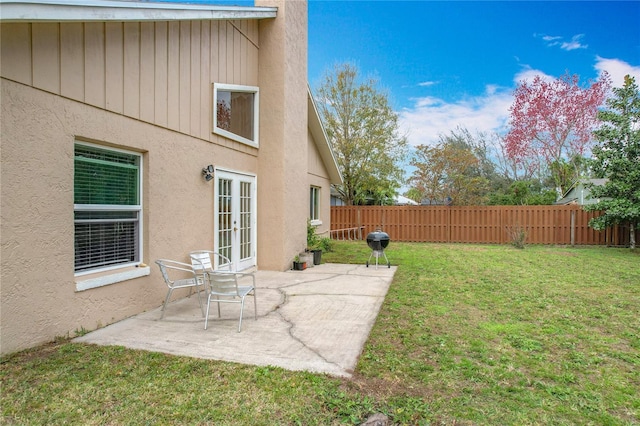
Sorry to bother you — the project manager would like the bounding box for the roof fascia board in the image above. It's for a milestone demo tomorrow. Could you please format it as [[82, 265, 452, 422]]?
[[0, 0, 277, 22], [307, 85, 343, 185]]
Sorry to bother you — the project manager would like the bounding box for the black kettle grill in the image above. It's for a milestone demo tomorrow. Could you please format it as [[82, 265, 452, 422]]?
[[366, 230, 390, 268]]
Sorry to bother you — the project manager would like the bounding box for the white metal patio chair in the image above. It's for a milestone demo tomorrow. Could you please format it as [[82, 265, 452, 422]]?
[[190, 250, 257, 332], [155, 259, 205, 319]]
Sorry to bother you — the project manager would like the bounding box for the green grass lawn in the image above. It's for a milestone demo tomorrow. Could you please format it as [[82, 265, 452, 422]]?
[[2, 243, 639, 425]]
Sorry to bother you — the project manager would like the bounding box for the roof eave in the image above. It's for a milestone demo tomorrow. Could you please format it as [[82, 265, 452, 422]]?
[[0, 0, 277, 22]]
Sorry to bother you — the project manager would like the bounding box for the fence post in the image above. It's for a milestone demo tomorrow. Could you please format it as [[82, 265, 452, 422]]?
[[447, 206, 451, 243], [570, 209, 575, 246]]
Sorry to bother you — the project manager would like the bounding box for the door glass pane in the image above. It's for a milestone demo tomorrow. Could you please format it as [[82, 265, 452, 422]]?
[[218, 178, 232, 263], [240, 181, 252, 261]]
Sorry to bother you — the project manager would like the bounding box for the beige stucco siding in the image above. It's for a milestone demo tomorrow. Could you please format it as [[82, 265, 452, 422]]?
[[1, 78, 257, 354], [0, 20, 259, 151], [0, 18, 266, 354], [255, 0, 308, 270]]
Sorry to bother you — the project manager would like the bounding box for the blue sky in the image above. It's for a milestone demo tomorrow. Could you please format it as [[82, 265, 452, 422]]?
[[307, 1, 640, 147], [152, 0, 639, 147]]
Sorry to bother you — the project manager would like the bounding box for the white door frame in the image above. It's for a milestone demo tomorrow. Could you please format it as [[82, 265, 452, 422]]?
[[214, 168, 257, 271]]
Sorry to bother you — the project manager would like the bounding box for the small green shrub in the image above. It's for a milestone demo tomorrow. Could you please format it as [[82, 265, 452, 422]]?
[[307, 220, 333, 252], [317, 237, 333, 252], [307, 219, 320, 249]]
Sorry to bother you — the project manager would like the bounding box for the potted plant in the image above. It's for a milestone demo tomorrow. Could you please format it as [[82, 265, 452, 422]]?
[[299, 251, 314, 268], [307, 220, 328, 265], [317, 237, 333, 263], [310, 248, 322, 265], [292, 255, 306, 271]]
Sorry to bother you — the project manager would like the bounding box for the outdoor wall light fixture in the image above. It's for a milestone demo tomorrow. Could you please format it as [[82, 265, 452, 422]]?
[[202, 164, 214, 181]]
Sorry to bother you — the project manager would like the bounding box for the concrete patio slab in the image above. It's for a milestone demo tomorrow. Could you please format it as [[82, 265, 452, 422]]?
[[74, 263, 396, 377]]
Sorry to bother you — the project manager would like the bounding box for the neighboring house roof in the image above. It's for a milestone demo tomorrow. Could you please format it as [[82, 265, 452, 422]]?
[[0, 0, 277, 22], [330, 187, 345, 206], [395, 195, 418, 205], [308, 85, 343, 185], [555, 178, 608, 205]]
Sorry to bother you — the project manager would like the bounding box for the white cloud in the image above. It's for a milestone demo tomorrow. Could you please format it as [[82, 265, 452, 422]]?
[[399, 86, 513, 148], [561, 34, 588, 51], [594, 56, 640, 87], [542, 35, 562, 43], [512, 66, 555, 85], [399, 67, 551, 148], [485, 84, 499, 95], [397, 57, 639, 150], [418, 81, 438, 87], [537, 33, 587, 51]]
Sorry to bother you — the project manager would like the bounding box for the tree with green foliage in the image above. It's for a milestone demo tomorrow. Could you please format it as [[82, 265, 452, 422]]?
[[549, 154, 589, 197], [409, 129, 490, 205], [584, 75, 640, 249], [315, 63, 408, 205], [487, 180, 557, 205], [404, 187, 423, 204]]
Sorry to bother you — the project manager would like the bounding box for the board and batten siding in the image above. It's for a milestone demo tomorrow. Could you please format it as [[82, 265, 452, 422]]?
[[0, 20, 259, 152]]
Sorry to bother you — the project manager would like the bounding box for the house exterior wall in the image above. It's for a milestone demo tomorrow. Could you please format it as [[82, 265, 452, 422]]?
[[255, 0, 308, 270], [0, 1, 314, 355], [1, 78, 257, 354], [307, 128, 333, 237], [1, 20, 260, 150]]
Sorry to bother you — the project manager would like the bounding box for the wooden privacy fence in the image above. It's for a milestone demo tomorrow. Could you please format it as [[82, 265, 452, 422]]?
[[331, 205, 637, 246]]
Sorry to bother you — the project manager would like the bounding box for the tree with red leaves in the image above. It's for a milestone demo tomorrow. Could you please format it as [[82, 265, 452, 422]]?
[[504, 72, 610, 196]]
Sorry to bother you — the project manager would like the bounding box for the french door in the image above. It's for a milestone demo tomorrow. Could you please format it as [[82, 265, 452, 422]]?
[[214, 169, 257, 271]]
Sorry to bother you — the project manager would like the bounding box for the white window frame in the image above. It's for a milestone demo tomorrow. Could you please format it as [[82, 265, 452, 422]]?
[[310, 186, 321, 225], [213, 83, 260, 148], [73, 142, 144, 280]]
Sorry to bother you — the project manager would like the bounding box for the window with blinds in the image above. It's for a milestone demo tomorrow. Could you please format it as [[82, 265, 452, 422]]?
[[310, 186, 320, 222], [74, 143, 141, 273]]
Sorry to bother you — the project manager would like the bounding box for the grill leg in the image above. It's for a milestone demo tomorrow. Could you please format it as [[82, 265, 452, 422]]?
[[382, 250, 390, 268], [366, 250, 382, 269], [367, 249, 390, 269], [366, 251, 374, 268]]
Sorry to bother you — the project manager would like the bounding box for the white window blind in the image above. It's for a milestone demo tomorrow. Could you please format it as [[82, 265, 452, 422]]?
[[74, 144, 141, 273]]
